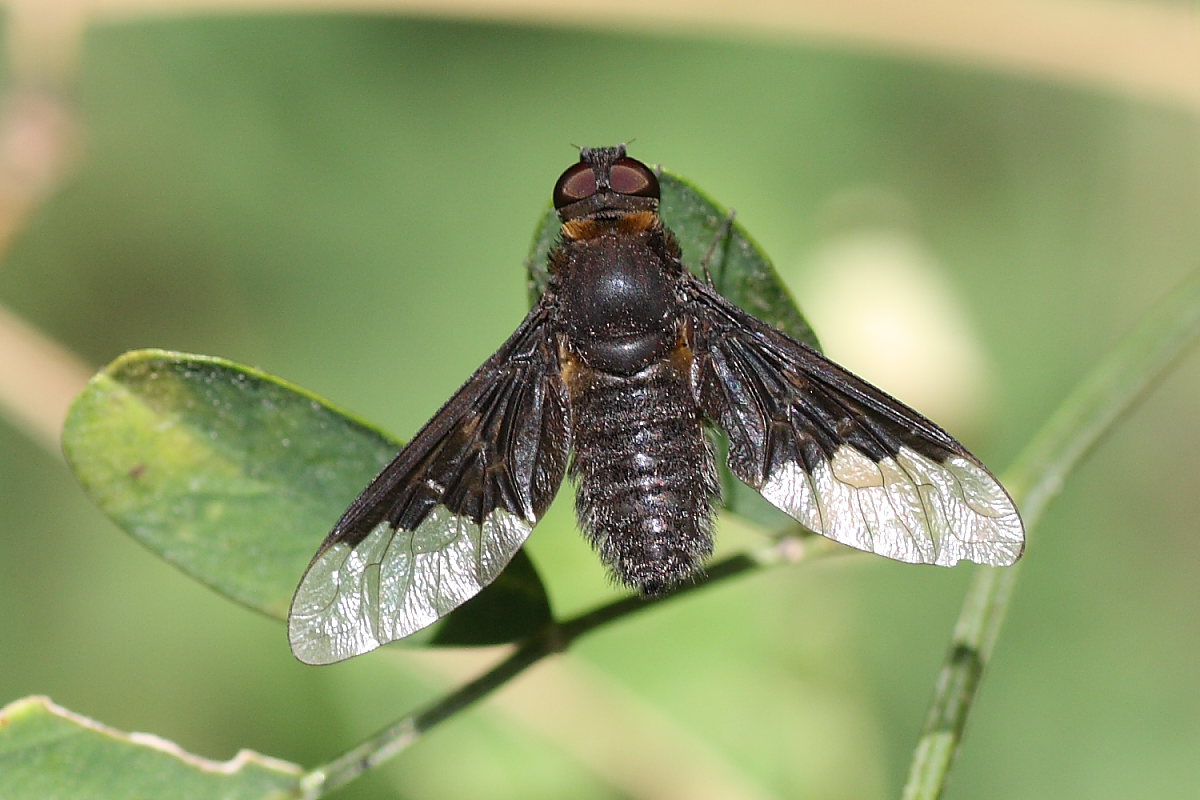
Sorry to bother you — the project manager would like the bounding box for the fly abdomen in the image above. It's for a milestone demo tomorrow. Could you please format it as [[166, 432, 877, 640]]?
[[568, 355, 719, 594]]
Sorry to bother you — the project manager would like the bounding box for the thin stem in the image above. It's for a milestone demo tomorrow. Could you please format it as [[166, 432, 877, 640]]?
[[0, 88, 89, 450], [305, 529, 838, 796], [562, 530, 842, 640], [901, 268, 1200, 800], [309, 638, 549, 797]]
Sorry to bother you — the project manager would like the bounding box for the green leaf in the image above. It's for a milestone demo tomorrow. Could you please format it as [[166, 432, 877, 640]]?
[[62, 349, 551, 647], [526, 168, 819, 528], [0, 696, 303, 800]]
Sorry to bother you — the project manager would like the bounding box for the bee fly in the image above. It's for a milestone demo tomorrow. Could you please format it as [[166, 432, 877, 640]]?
[[289, 146, 1025, 664]]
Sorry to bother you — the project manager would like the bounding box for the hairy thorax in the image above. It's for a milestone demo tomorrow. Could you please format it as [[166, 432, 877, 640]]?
[[553, 229, 681, 376]]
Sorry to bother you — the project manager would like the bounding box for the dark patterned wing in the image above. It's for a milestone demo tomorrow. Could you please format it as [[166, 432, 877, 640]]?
[[687, 278, 1024, 567], [289, 306, 571, 664]]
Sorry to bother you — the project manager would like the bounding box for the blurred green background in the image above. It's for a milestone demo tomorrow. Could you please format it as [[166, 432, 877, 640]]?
[[1, 6, 1198, 799]]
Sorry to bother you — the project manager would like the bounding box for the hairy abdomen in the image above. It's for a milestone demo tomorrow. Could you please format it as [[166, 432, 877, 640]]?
[[568, 357, 719, 594]]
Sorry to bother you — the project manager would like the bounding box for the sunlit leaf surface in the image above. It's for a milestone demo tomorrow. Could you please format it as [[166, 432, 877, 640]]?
[[62, 349, 551, 646], [0, 696, 301, 800]]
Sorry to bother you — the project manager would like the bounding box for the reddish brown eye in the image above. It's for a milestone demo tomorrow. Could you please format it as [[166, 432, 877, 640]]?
[[610, 158, 659, 199], [553, 163, 598, 209]]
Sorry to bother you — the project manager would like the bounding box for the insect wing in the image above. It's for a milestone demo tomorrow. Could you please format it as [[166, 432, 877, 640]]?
[[687, 279, 1024, 567], [289, 307, 571, 664]]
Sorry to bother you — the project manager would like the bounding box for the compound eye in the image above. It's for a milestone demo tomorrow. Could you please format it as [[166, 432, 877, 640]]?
[[610, 157, 659, 199], [553, 163, 597, 209]]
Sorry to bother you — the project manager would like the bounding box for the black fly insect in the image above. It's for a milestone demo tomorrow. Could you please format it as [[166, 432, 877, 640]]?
[[288, 146, 1024, 664]]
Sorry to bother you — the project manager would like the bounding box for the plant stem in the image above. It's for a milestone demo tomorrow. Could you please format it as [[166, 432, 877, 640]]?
[[308, 636, 548, 798], [306, 529, 833, 796], [901, 268, 1200, 800]]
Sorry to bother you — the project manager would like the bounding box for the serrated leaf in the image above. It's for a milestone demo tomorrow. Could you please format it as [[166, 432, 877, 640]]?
[[62, 349, 551, 647], [525, 168, 819, 529], [0, 696, 303, 800]]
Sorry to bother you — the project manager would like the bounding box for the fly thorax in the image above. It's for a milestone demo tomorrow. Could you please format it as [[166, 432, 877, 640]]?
[[556, 233, 681, 375]]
